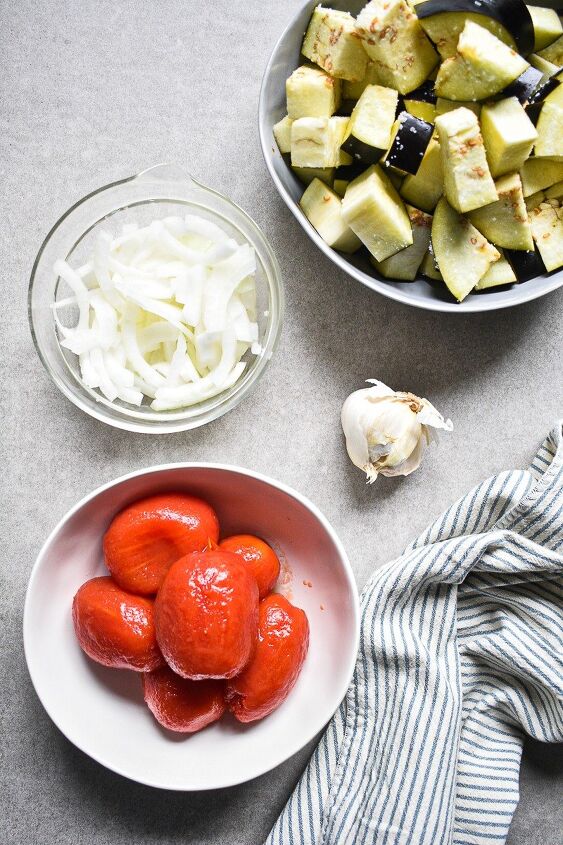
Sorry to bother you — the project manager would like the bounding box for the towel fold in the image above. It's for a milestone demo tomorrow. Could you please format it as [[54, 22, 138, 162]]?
[[267, 423, 563, 845]]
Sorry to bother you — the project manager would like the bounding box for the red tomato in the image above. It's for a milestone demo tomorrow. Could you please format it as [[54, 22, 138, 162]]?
[[226, 594, 309, 723], [155, 549, 259, 680], [142, 665, 225, 733], [219, 534, 280, 598], [72, 576, 163, 672], [103, 493, 219, 595]]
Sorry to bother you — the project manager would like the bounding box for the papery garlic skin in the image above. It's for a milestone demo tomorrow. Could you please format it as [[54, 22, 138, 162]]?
[[341, 380, 453, 483]]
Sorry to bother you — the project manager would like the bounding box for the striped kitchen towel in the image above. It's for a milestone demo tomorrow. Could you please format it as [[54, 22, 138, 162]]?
[[267, 423, 563, 845]]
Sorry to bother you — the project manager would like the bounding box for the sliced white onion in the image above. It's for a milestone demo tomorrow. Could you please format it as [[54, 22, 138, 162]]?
[[53, 214, 260, 410]]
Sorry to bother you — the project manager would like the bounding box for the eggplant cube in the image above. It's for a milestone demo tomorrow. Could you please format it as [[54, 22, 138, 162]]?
[[534, 84, 563, 159], [371, 205, 432, 280], [273, 116, 292, 154], [537, 34, 563, 66], [520, 158, 563, 196], [302, 6, 368, 83], [432, 196, 500, 302], [480, 97, 538, 178], [400, 135, 443, 212], [435, 21, 529, 102], [475, 251, 516, 289], [292, 166, 336, 187], [290, 116, 349, 168], [529, 6, 562, 53], [435, 106, 498, 214], [286, 65, 341, 119], [529, 198, 563, 271], [355, 0, 438, 95], [341, 164, 413, 261], [383, 111, 433, 174], [468, 172, 533, 251], [299, 178, 362, 253], [343, 61, 385, 100], [342, 84, 398, 165]]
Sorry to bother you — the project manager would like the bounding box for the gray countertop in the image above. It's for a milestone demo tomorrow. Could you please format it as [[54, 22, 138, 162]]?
[[1, 1, 562, 843]]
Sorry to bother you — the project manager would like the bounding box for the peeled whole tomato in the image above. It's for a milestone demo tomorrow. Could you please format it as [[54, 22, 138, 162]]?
[[72, 576, 163, 672], [142, 665, 225, 733], [219, 534, 281, 598], [103, 493, 220, 595], [226, 594, 309, 723], [155, 549, 259, 680]]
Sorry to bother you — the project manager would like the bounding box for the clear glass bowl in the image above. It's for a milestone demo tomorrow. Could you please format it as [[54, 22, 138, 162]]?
[[28, 164, 284, 433]]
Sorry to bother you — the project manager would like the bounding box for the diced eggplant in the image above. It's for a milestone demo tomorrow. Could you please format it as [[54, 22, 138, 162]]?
[[292, 166, 336, 187], [300, 178, 362, 253], [520, 158, 563, 195], [435, 21, 529, 102], [545, 180, 563, 200], [435, 97, 481, 117], [534, 83, 563, 159], [528, 6, 562, 52], [414, 0, 534, 56], [355, 0, 439, 95], [537, 34, 563, 66], [420, 247, 443, 280], [273, 116, 292, 154], [286, 65, 341, 119], [525, 189, 546, 210], [290, 116, 349, 168], [468, 173, 533, 251], [480, 97, 537, 177], [339, 149, 354, 167], [435, 107, 497, 213], [403, 99, 436, 123], [505, 247, 546, 280], [302, 7, 368, 82], [475, 251, 517, 289], [528, 198, 563, 271], [528, 75, 561, 105], [342, 85, 398, 165], [383, 112, 434, 174], [432, 196, 501, 301], [342, 62, 384, 100], [333, 178, 349, 197], [400, 136, 443, 211], [529, 53, 562, 83], [502, 66, 544, 104], [341, 164, 413, 261], [371, 205, 432, 279]]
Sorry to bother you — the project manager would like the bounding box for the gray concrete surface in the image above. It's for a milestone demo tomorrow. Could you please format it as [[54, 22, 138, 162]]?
[[1, 1, 561, 843]]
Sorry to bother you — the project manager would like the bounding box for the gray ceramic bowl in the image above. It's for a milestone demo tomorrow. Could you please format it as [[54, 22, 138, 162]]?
[[258, 0, 563, 313]]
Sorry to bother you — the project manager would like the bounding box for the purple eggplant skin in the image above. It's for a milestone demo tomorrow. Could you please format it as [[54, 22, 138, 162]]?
[[528, 75, 562, 105], [404, 80, 437, 104], [342, 134, 387, 165], [505, 249, 547, 282], [383, 112, 433, 175], [415, 0, 535, 56], [502, 66, 544, 103]]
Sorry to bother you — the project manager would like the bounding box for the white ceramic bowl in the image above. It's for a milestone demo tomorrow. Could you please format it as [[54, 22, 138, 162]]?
[[258, 0, 563, 313], [23, 464, 359, 790]]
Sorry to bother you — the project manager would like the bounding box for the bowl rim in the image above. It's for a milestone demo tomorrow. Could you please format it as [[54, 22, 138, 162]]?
[[257, 5, 563, 314], [28, 166, 285, 433], [23, 462, 361, 790]]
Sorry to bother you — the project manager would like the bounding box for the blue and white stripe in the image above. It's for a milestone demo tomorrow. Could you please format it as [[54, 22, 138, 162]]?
[[267, 423, 563, 845]]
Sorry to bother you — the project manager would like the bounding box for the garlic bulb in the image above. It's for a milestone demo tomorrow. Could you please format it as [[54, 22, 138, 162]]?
[[341, 380, 453, 483]]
